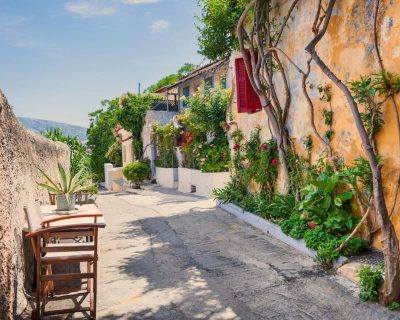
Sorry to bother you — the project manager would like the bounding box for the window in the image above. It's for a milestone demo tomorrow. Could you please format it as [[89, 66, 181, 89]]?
[[182, 86, 190, 107], [204, 76, 214, 89], [220, 76, 227, 89], [235, 57, 262, 113]]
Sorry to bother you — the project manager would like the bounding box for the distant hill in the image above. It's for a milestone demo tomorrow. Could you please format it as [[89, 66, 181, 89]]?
[[18, 117, 87, 141]]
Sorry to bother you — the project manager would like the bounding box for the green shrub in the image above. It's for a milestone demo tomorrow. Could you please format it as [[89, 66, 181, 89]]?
[[279, 214, 308, 239], [389, 301, 400, 311], [315, 238, 341, 268], [153, 123, 179, 168], [298, 170, 354, 225], [213, 180, 246, 206], [323, 209, 358, 235], [304, 227, 334, 250], [340, 236, 369, 256], [266, 194, 296, 221], [240, 194, 257, 213], [358, 264, 384, 302], [123, 161, 150, 187]]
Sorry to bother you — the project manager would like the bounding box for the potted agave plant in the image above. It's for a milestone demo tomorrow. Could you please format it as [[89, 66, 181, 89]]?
[[38, 163, 94, 212]]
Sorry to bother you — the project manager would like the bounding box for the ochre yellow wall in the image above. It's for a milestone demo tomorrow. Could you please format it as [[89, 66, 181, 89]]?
[[227, 0, 400, 249]]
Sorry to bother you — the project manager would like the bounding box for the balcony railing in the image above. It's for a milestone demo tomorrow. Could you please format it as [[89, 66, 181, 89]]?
[[151, 100, 179, 112]]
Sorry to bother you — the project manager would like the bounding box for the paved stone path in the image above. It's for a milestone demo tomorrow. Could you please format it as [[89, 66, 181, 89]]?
[[95, 186, 396, 320]]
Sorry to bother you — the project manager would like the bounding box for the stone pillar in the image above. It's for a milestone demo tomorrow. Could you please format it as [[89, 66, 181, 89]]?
[[104, 163, 113, 191]]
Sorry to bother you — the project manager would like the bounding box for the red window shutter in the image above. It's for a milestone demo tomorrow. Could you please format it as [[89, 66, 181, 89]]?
[[235, 57, 262, 114], [235, 58, 247, 113]]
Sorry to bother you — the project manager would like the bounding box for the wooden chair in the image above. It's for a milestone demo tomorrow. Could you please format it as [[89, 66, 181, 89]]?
[[24, 205, 105, 319], [48, 193, 56, 205]]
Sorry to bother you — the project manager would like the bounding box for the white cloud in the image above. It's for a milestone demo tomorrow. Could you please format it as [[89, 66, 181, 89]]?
[[121, 0, 160, 4], [65, 1, 116, 18], [150, 19, 170, 33]]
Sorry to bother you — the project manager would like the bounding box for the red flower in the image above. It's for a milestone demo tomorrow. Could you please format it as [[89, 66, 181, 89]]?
[[308, 221, 317, 229], [271, 158, 279, 166], [233, 143, 241, 151], [260, 143, 268, 151]]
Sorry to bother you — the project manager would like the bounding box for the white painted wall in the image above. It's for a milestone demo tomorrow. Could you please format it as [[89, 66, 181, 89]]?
[[156, 167, 178, 189]]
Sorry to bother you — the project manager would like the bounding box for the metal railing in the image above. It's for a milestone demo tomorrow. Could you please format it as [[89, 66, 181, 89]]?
[[151, 100, 179, 112]]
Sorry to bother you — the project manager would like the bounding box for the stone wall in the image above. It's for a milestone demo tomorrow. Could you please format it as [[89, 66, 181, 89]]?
[[226, 0, 400, 249], [0, 90, 70, 319]]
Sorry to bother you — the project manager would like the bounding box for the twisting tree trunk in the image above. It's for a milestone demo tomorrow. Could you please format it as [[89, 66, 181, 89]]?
[[236, 0, 300, 194], [305, 0, 400, 305], [373, 0, 400, 217]]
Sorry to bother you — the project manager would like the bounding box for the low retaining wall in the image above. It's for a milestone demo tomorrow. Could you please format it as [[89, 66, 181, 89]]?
[[156, 167, 178, 189], [178, 168, 230, 197]]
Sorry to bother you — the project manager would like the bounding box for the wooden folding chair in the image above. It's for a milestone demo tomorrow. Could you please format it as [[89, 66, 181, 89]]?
[[24, 205, 105, 319]]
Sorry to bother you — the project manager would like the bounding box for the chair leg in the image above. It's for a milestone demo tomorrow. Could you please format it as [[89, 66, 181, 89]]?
[[93, 259, 97, 319], [36, 246, 41, 319]]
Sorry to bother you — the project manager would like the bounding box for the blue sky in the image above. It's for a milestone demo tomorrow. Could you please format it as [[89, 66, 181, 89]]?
[[0, 0, 202, 126]]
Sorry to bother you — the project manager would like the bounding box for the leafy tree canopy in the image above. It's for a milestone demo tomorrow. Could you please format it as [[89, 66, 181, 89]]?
[[86, 99, 119, 181], [146, 63, 197, 93], [42, 128, 90, 177], [196, 0, 247, 60], [116, 93, 157, 159]]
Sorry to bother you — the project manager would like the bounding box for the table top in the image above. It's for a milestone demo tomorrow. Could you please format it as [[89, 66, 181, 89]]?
[[40, 203, 106, 226]]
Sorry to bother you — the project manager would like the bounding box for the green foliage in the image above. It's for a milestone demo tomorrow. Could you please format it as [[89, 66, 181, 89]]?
[[349, 75, 386, 137], [195, 139, 230, 172], [196, 0, 247, 60], [322, 109, 333, 126], [123, 161, 150, 186], [180, 85, 231, 172], [388, 301, 400, 311], [38, 163, 93, 196], [153, 123, 179, 168], [298, 169, 354, 226], [240, 194, 258, 213], [323, 210, 358, 235], [117, 93, 156, 159], [146, 63, 196, 93], [343, 156, 373, 195], [42, 128, 91, 177], [279, 214, 308, 239], [315, 238, 341, 268], [213, 180, 247, 205], [340, 236, 369, 256], [242, 128, 279, 195], [358, 264, 384, 302], [105, 141, 122, 168], [318, 84, 332, 102], [304, 227, 334, 250], [87, 99, 119, 181], [255, 194, 295, 221], [304, 136, 313, 151]]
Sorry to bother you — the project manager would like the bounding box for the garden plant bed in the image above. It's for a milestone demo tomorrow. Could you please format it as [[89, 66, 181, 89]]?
[[156, 167, 178, 189], [218, 200, 348, 267]]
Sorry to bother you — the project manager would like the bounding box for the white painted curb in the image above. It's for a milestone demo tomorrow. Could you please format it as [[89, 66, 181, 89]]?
[[218, 201, 350, 267], [218, 201, 317, 258]]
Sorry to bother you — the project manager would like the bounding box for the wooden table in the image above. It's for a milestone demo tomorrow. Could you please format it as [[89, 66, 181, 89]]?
[[40, 204, 106, 226]]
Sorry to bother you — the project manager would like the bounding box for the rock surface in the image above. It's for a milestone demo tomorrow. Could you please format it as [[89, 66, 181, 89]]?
[[0, 90, 70, 319]]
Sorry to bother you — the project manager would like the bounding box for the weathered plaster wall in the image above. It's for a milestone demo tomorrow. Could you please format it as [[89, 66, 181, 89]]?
[[227, 0, 400, 249], [0, 90, 70, 319]]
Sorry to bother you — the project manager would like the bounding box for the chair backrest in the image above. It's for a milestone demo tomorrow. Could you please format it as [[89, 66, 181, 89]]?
[[24, 203, 43, 232], [49, 193, 56, 205]]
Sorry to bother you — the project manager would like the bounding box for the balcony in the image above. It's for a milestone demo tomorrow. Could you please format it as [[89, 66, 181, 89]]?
[[151, 100, 179, 112]]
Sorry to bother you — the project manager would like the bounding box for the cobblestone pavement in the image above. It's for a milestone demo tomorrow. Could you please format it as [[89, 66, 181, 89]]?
[[94, 186, 396, 320]]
